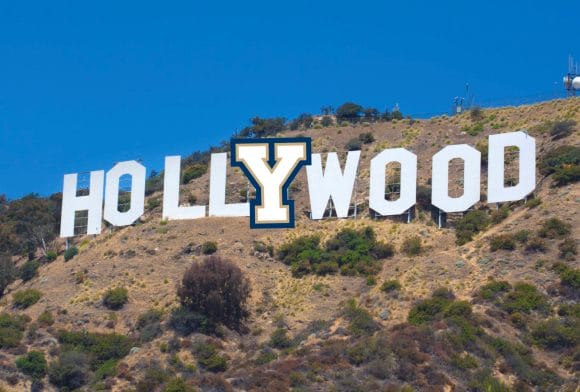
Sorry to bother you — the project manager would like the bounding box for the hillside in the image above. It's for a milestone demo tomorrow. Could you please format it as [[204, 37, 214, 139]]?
[[0, 98, 579, 391]]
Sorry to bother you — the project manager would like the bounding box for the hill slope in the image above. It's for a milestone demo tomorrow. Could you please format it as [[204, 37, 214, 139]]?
[[0, 98, 578, 391]]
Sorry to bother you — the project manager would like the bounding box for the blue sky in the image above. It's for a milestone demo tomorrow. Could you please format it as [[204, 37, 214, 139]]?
[[0, 1, 577, 199]]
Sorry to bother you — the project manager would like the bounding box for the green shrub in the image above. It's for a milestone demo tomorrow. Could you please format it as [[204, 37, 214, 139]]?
[[540, 145, 580, 186], [380, 279, 402, 293], [102, 287, 128, 310], [345, 138, 363, 151], [269, 328, 292, 349], [45, 251, 57, 262], [19, 260, 40, 282], [552, 165, 580, 186], [64, 246, 78, 261], [513, 230, 530, 243], [559, 238, 577, 259], [278, 227, 392, 277], [538, 218, 571, 238], [16, 351, 47, 379], [526, 197, 542, 208], [182, 164, 207, 184], [489, 234, 516, 251], [540, 145, 580, 175], [490, 206, 509, 224], [401, 236, 422, 256], [136, 309, 163, 343], [0, 254, 17, 297], [408, 291, 454, 325], [451, 353, 478, 370], [358, 132, 375, 144], [48, 351, 90, 390], [343, 299, 377, 336], [478, 280, 511, 301], [255, 349, 277, 366], [455, 210, 489, 245], [468, 371, 510, 392], [93, 358, 118, 381], [57, 330, 132, 365], [193, 341, 227, 372], [0, 313, 28, 348], [552, 262, 580, 290], [550, 119, 576, 140], [168, 307, 217, 336], [201, 241, 218, 255], [37, 310, 54, 327], [530, 318, 579, 350], [525, 236, 547, 253], [164, 377, 196, 392], [13, 288, 42, 308], [500, 282, 549, 314]]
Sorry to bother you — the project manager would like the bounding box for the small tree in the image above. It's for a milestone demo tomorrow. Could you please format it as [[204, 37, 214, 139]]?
[[102, 287, 128, 310], [336, 102, 363, 123], [177, 256, 250, 331], [0, 253, 16, 296]]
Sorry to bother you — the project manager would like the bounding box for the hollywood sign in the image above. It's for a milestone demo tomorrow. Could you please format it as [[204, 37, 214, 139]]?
[[59, 131, 535, 237]]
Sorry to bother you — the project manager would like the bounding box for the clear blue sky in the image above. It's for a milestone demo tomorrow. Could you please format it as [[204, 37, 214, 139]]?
[[0, 1, 577, 199]]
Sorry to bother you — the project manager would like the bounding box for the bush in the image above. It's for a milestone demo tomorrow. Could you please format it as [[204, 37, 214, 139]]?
[[164, 377, 196, 392], [550, 119, 576, 140], [525, 236, 547, 253], [201, 241, 218, 255], [489, 234, 516, 251], [19, 260, 40, 282], [490, 206, 509, 224], [136, 309, 163, 343], [255, 348, 277, 365], [177, 256, 250, 331], [345, 138, 362, 151], [93, 358, 118, 381], [64, 246, 78, 262], [269, 328, 292, 349], [538, 218, 571, 238], [182, 164, 207, 184], [540, 145, 580, 186], [343, 299, 377, 336], [559, 238, 577, 259], [16, 351, 47, 379], [45, 251, 57, 262], [57, 330, 132, 365], [0, 253, 17, 296], [552, 262, 580, 290], [552, 165, 580, 186], [526, 197, 542, 208], [408, 291, 455, 325], [380, 279, 402, 293], [48, 351, 90, 390], [278, 227, 391, 277], [513, 230, 530, 243], [478, 280, 511, 301], [455, 210, 489, 245], [416, 185, 432, 211], [102, 287, 128, 310], [37, 310, 54, 327], [193, 341, 227, 372], [358, 132, 375, 144], [168, 307, 217, 336], [13, 288, 42, 308], [530, 318, 579, 350], [401, 236, 422, 256], [0, 313, 28, 348], [500, 282, 549, 314]]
